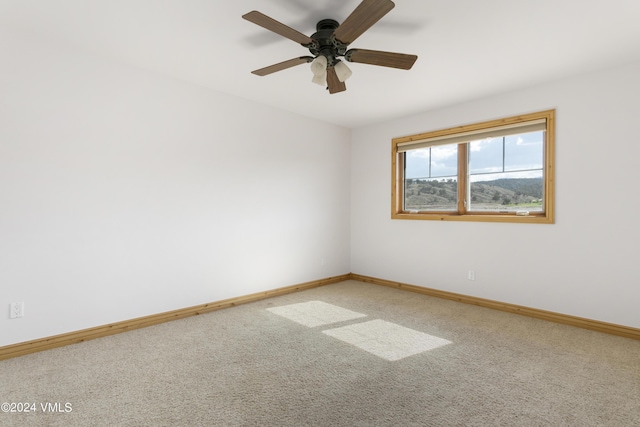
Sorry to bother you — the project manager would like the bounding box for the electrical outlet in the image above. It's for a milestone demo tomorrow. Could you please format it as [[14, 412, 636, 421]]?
[[10, 302, 24, 319], [468, 270, 475, 281]]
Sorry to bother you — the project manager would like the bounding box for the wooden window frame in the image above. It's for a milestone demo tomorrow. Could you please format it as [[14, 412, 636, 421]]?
[[392, 110, 555, 224]]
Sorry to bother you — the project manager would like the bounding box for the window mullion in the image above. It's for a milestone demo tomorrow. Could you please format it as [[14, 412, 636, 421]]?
[[502, 136, 506, 172], [457, 143, 468, 214]]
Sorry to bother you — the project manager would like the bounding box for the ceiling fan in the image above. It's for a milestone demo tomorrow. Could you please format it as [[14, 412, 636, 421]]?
[[242, 0, 418, 94]]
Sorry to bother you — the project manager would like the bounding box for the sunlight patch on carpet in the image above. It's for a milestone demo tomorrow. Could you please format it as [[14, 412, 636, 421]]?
[[267, 301, 366, 327], [322, 319, 452, 361]]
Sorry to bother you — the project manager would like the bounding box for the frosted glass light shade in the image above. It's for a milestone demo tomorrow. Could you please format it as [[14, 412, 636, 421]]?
[[310, 56, 328, 86], [312, 72, 327, 86], [310, 56, 327, 76], [334, 61, 352, 82]]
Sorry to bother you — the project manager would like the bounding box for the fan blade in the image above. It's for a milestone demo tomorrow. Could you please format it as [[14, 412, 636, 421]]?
[[327, 67, 347, 94], [243, 11, 315, 46], [346, 49, 417, 70], [333, 0, 395, 45], [251, 56, 314, 76]]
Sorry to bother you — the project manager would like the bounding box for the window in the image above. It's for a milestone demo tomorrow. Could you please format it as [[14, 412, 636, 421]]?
[[392, 110, 555, 223]]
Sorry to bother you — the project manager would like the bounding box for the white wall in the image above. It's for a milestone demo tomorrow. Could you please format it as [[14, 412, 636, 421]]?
[[351, 61, 640, 329], [4, 31, 638, 349], [0, 33, 351, 346]]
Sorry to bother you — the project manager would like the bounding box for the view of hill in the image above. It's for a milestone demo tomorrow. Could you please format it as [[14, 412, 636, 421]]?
[[404, 177, 543, 211]]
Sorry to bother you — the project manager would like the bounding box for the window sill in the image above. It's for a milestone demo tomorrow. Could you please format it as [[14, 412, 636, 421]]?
[[391, 211, 554, 224]]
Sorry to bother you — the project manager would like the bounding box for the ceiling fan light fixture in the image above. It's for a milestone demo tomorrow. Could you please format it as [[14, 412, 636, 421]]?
[[334, 61, 352, 82], [310, 55, 328, 76], [310, 55, 328, 86], [312, 72, 327, 86]]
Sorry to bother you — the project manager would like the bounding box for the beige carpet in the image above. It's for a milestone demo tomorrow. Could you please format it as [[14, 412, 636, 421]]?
[[1, 280, 639, 426]]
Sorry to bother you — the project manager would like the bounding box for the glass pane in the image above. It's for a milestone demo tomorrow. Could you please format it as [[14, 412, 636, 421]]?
[[404, 143, 458, 212], [405, 178, 458, 211], [469, 137, 503, 175], [430, 144, 458, 178], [468, 170, 543, 212], [505, 131, 544, 171], [404, 144, 458, 211], [405, 148, 430, 179]]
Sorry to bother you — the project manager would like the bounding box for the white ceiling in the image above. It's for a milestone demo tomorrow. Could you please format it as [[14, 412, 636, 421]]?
[[2, 0, 640, 129]]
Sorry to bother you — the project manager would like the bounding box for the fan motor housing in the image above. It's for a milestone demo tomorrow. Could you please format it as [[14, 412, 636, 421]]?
[[309, 19, 347, 65]]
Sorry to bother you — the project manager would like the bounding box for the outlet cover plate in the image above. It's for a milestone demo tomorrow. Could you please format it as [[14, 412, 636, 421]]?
[[10, 302, 24, 319]]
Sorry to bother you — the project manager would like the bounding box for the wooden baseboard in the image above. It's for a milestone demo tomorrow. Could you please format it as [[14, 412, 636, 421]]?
[[0, 274, 351, 361], [349, 273, 640, 341], [3, 272, 638, 361]]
